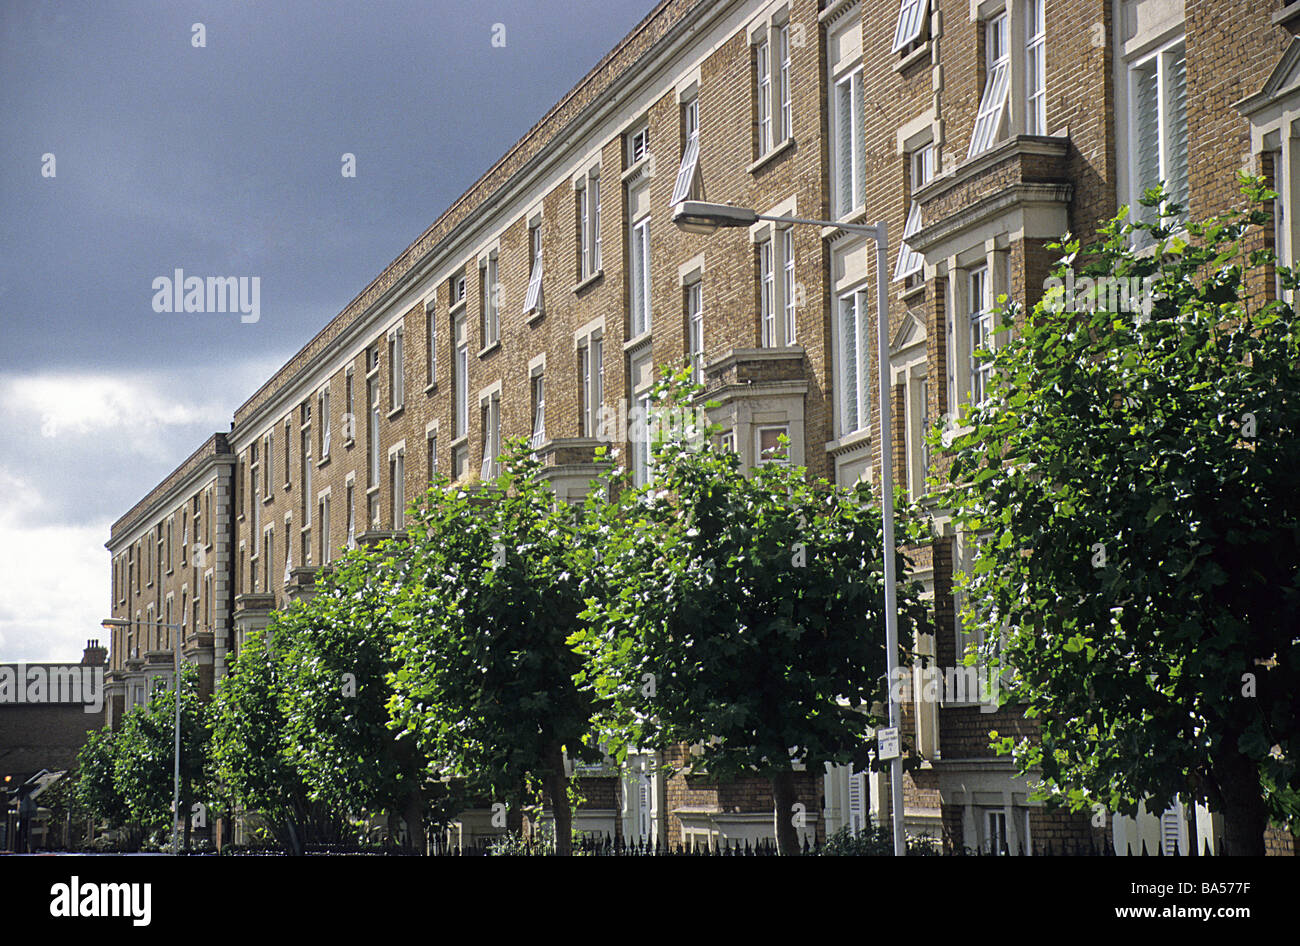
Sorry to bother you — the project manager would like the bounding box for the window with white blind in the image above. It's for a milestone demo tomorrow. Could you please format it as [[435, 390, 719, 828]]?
[[525, 221, 544, 314], [1129, 37, 1188, 226], [633, 393, 652, 487], [425, 296, 437, 386], [388, 327, 404, 410], [453, 312, 468, 438], [629, 218, 651, 337], [833, 68, 865, 216], [366, 371, 380, 489], [837, 288, 871, 436], [968, 12, 1010, 157], [319, 494, 331, 565], [480, 394, 501, 480], [671, 96, 701, 205]]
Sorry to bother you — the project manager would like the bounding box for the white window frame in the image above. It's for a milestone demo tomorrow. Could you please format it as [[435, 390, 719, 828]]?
[[1126, 36, 1189, 226], [836, 287, 871, 437], [1025, 0, 1046, 135], [832, 67, 865, 217], [894, 142, 934, 281], [629, 217, 652, 337], [389, 444, 406, 529], [453, 311, 468, 438], [891, 0, 928, 53], [628, 122, 650, 166], [388, 326, 404, 411], [525, 220, 544, 314], [425, 295, 437, 386], [968, 265, 994, 406], [686, 280, 704, 385], [529, 368, 546, 450], [481, 253, 500, 348], [579, 331, 605, 438], [672, 96, 701, 205], [968, 11, 1010, 157]]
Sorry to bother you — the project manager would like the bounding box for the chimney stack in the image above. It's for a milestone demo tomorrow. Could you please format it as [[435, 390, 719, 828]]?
[[81, 638, 108, 666]]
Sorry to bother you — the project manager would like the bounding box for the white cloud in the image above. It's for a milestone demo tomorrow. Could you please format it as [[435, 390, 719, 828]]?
[[0, 469, 109, 661]]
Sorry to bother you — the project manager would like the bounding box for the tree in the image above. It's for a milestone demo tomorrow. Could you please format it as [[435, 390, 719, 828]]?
[[111, 662, 212, 850], [387, 443, 597, 855], [72, 726, 140, 848], [274, 547, 435, 851], [211, 629, 348, 854], [572, 374, 928, 855], [943, 177, 1300, 855]]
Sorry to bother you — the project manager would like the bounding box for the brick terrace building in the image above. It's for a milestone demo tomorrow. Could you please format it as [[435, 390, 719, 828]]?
[[106, 0, 1299, 853]]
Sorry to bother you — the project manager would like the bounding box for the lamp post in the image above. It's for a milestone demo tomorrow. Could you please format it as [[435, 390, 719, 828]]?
[[672, 200, 906, 856], [102, 617, 185, 855]]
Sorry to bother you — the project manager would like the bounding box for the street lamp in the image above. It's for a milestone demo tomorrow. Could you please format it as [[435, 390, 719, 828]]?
[[102, 617, 185, 856], [672, 200, 906, 856]]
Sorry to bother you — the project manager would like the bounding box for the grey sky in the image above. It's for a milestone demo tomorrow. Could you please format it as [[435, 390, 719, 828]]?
[[0, 0, 656, 659]]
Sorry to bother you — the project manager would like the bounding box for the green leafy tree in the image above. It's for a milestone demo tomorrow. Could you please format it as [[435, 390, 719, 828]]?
[[72, 726, 142, 848], [274, 548, 435, 851], [573, 373, 928, 855], [387, 443, 598, 855], [211, 629, 347, 854], [111, 662, 212, 850], [943, 177, 1300, 855]]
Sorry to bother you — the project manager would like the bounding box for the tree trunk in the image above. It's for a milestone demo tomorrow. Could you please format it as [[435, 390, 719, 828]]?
[[1212, 746, 1268, 856], [545, 742, 573, 856], [771, 768, 801, 856], [403, 790, 426, 855]]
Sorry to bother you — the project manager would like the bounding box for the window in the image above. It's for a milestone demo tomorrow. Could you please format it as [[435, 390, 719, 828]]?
[[759, 238, 775, 346], [968, 266, 994, 406], [389, 326, 405, 410], [451, 273, 467, 307], [894, 142, 934, 281], [778, 24, 791, 143], [344, 369, 355, 444], [686, 281, 704, 384], [530, 372, 546, 449], [263, 526, 274, 592], [1025, 0, 1046, 135], [453, 312, 468, 437], [525, 222, 544, 313], [985, 810, 1009, 856], [629, 218, 651, 337], [758, 224, 797, 348], [203, 574, 212, 628], [968, 12, 1010, 157], [756, 38, 772, 156], [671, 96, 701, 205], [579, 333, 604, 437], [577, 170, 602, 280], [481, 254, 500, 347], [390, 447, 405, 529], [300, 426, 312, 529], [425, 297, 437, 386], [837, 289, 871, 436], [1129, 38, 1188, 225], [345, 481, 356, 549], [366, 369, 380, 489], [628, 123, 650, 165], [319, 494, 331, 565], [318, 387, 331, 459], [426, 429, 438, 482], [181, 511, 188, 567], [910, 376, 931, 499], [480, 395, 501, 480], [756, 425, 789, 464], [833, 68, 865, 215], [263, 433, 273, 496], [891, 0, 928, 53], [283, 420, 292, 486]]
